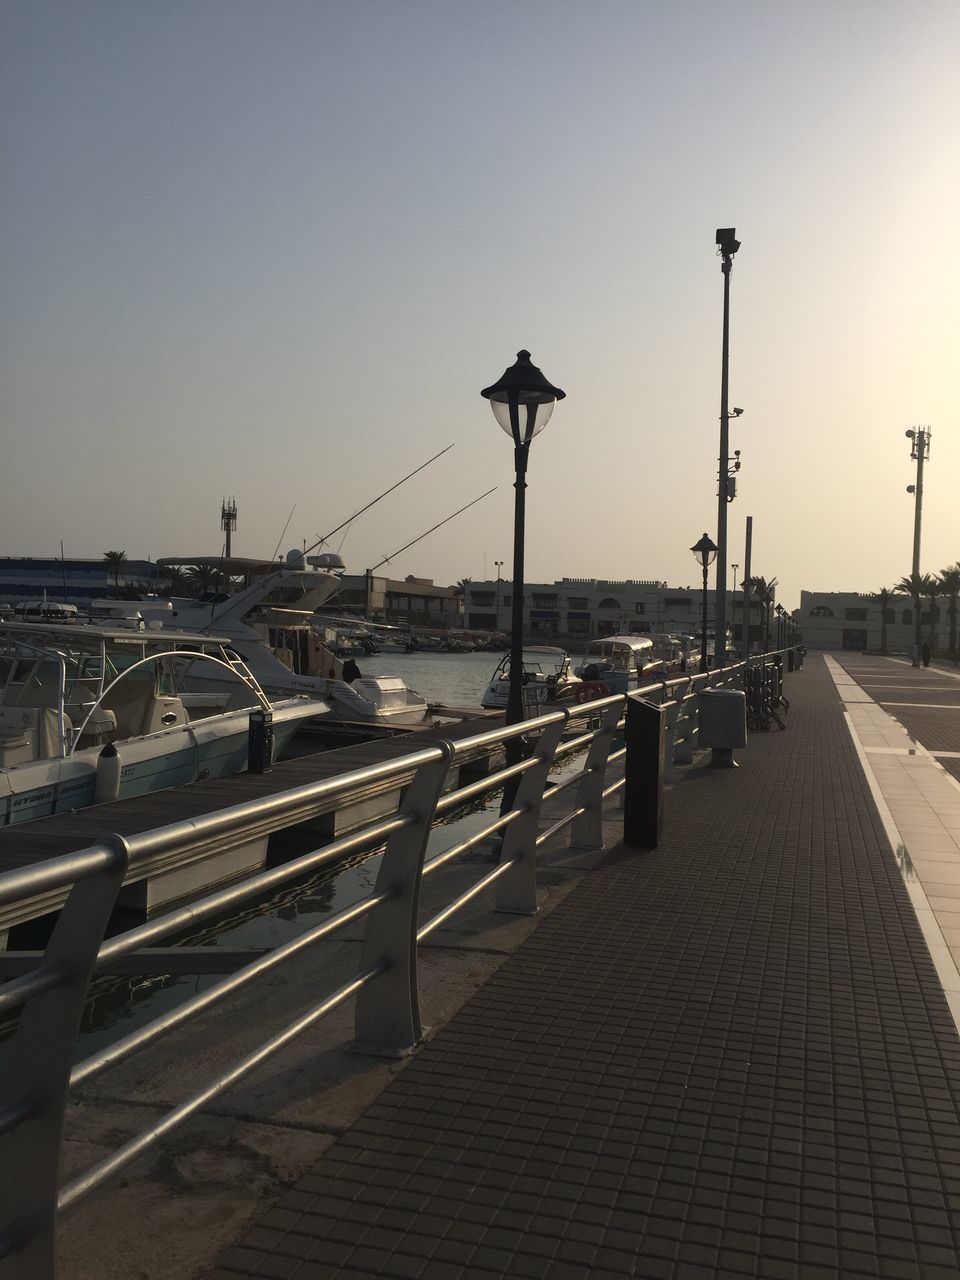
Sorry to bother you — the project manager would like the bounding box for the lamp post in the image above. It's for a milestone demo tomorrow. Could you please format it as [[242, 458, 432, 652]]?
[[906, 426, 932, 655], [691, 533, 718, 672], [493, 560, 504, 632], [714, 227, 741, 665], [775, 603, 785, 649], [482, 351, 565, 764], [731, 562, 739, 654]]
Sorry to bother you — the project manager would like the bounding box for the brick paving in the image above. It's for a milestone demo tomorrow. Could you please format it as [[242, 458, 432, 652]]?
[[833, 654, 960, 754], [209, 655, 960, 1280]]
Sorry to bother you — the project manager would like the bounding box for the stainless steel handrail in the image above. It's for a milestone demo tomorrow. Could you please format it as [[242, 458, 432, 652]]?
[[0, 648, 794, 1276]]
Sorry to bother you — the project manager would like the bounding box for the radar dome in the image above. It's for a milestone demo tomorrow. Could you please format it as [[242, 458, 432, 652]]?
[[285, 549, 307, 569]]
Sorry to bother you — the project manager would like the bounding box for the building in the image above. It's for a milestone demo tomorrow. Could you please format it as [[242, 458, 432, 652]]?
[[0, 556, 161, 604], [463, 576, 774, 648], [799, 589, 941, 651], [334, 574, 461, 629]]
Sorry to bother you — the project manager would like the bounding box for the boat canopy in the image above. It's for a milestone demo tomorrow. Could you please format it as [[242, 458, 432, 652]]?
[[583, 635, 654, 656]]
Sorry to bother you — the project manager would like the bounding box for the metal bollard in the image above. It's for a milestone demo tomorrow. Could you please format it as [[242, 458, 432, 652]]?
[[248, 709, 274, 774]]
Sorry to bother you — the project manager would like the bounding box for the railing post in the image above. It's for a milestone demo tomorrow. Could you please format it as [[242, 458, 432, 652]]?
[[662, 697, 682, 781], [570, 701, 623, 850], [352, 743, 453, 1057], [0, 839, 128, 1279], [496, 715, 567, 914], [623, 695, 666, 849], [669, 678, 694, 766]]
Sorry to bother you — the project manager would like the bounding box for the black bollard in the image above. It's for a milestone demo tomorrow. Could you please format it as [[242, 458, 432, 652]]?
[[623, 695, 666, 849], [248, 708, 274, 774]]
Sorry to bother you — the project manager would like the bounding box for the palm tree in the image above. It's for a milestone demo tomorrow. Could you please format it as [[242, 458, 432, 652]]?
[[102, 550, 128, 596], [748, 576, 778, 652], [923, 573, 941, 650], [938, 564, 960, 661], [871, 586, 894, 655], [896, 572, 926, 652]]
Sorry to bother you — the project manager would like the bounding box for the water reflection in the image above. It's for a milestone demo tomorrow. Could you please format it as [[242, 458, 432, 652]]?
[[1, 741, 585, 1063]]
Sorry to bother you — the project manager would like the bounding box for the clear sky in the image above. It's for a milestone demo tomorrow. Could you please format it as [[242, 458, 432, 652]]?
[[2, 0, 958, 610]]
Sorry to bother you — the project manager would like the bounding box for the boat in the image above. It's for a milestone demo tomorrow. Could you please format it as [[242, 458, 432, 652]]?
[[480, 646, 582, 711], [574, 633, 683, 693], [0, 621, 325, 826], [128, 554, 429, 726]]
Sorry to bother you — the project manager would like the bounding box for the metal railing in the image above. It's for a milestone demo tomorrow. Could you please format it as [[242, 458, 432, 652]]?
[[0, 652, 794, 1277]]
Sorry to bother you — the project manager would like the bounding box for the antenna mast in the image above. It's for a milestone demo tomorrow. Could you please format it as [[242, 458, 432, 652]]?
[[221, 496, 238, 558]]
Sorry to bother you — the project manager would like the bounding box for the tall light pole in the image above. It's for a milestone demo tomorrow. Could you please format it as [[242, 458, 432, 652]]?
[[906, 426, 931, 654], [494, 560, 504, 632], [691, 533, 718, 672], [714, 227, 741, 664], [481, 351, 565, 764]]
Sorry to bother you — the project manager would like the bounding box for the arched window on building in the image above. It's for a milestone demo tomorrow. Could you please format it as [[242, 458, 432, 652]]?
[[809, 606, 834, 617], [597, 597, 621, 609]]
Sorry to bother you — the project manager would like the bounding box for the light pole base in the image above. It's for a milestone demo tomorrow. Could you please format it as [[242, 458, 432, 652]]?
[[710, 748, 738, 769]]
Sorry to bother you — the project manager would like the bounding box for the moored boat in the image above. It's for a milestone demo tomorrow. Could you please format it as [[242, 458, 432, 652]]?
[[0, 621, 322, 826], [480, 646, 581, 711]]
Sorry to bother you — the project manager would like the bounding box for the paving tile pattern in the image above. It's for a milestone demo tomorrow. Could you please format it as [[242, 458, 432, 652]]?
[[883, 709, 960, 755], [211, 656, 960, 1279], [833, 656, 960, 756]]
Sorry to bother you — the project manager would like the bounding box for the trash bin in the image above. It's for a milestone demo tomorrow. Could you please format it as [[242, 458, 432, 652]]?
[[697, 688, 747, 768]]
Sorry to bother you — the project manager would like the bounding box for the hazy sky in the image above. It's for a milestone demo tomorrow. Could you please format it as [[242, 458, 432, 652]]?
[[2, 1, 958, 609]]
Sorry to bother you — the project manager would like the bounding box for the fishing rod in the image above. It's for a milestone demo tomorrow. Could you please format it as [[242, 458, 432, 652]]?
[[305, 443, 454, 558], [368, 487, 498, 572], [270, 503, 297, 562]]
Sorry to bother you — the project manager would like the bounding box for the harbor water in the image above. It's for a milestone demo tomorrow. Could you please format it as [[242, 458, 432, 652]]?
[[353, 649, 502, 707], [3, 649, 585, 1061]]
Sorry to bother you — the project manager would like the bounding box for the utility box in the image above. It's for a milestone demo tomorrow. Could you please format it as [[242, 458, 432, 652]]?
[[698, 688, 747, 767]]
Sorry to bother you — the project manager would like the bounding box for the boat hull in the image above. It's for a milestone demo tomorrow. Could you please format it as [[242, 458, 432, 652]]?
[[0, 701, 316, 827]]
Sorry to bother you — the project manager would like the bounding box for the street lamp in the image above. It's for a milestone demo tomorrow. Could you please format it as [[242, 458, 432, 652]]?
[[906, 426, 932, 655], [494, 560, 504, 632], [714, 227, 741, 665], [691, 533, 718, 672], [481, 350, 565, 758], [775, 602, 785, 649]]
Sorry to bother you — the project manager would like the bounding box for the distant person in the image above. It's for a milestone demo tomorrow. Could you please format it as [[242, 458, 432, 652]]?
[[342, 658, 362, 684], [911, 641, 921, 668], [921, 641, 931, 668]]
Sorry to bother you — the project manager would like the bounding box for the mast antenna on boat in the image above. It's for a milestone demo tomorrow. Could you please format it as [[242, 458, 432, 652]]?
[[306, 444, 454, 557], [368, 486, 498, 571], [270, 504, 297, 562]]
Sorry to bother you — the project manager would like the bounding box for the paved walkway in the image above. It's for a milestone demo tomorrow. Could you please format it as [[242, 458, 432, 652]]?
[[210, 655, 960, 1280]]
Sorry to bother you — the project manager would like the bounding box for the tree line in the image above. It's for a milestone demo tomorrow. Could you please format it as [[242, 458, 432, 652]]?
[[873, 566, 960, 654], [102, 550, 242, 600]]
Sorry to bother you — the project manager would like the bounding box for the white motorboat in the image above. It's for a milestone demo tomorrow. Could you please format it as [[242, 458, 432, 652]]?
[[120, 553, 429, 726], [0, 622, 323, 826], [480, 646, 582, 711], [574, 633, 681, 693]]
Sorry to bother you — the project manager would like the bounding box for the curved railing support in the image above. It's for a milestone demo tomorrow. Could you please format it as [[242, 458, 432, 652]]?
[[570, 701, 623, 850], [352, 743, 454, 1056], [0, 837, 128, 1278], [496, 714, 568, 915]]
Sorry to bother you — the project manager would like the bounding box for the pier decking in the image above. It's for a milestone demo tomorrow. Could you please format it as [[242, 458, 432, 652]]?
[[0, 714, 502, 939], [209, 655, 960, 1279]]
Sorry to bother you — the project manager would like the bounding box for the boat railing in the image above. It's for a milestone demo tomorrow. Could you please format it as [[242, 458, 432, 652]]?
[[0, 651, 796, 1275]]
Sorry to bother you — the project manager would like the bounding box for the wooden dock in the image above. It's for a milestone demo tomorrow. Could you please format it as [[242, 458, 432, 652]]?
[[0, 713, 504, 943]]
